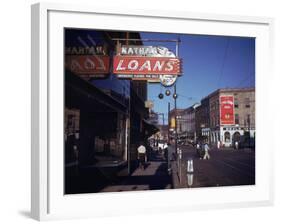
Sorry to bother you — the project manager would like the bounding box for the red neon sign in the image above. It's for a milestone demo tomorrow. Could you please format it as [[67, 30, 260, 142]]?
[[65, 55, 110, 74], [113, 56, 181, 75]]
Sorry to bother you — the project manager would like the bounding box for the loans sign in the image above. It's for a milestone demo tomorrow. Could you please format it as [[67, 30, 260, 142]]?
[[113, 45, 182, 86], [220, 95, 235, 125], [113, 56, 181, 75]]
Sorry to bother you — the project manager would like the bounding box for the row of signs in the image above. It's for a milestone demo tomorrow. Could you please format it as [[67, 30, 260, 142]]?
[[65, 45, 182, 86]]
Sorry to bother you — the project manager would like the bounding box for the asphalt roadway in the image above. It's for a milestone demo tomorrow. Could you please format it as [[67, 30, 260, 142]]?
[[174, 145, 255, 188], [65, 145, 255, 194]]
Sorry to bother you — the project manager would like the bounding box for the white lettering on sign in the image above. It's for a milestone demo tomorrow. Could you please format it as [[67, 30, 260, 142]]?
[[71, 60, 82, 71], [116, 59, 126, 71], [65, 46, 106, 55], [120, 46, 175, 57], [165, 61, 174, 71], [153, 61, 165, 71], [84, 58, 96, 69], [222, 100, 234, 105], [139, 61, 151, 71], [128, 60, 138, 70], [121, 46, 157, 56], [115, 59, 179, 73]]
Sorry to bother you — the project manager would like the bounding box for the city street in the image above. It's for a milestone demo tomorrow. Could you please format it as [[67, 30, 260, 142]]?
[[63, 29, 256, 194], [87, 144, 255, 193], [99, 144, 255, 191], [173, 144, 255, 188]]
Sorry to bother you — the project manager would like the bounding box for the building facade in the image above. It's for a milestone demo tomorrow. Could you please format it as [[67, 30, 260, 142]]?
[[195, 97, 211, 143], [182, 103, 200, 143], [64, 29, 151, 193], [197, 88, 255, 148]]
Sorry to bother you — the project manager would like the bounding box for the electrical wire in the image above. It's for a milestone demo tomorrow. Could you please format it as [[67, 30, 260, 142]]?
[[235, 73, 255, 88], [217, 37, 230, 88]]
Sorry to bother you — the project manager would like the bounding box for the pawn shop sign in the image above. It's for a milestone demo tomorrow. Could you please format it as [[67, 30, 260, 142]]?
[[113, 56, 181, 75]]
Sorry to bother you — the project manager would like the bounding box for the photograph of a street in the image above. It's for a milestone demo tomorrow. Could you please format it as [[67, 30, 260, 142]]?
[[64, 29, 255, 194]]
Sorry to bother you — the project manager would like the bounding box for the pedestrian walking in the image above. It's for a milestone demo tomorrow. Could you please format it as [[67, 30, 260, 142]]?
[[166, 143, 172, 174], [163, 142, 168, 159], [137, 142, 147, 170], [196, 142, 201, 158], [203, 143, 210, 160], [217, 140, 221, 149], [235, 141, 239, 150]]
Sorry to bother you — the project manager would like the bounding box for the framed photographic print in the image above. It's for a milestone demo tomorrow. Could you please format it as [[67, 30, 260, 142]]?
[[31, 2, 274, 221]]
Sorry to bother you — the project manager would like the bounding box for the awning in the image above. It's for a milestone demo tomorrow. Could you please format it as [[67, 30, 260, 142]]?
[[65, 71, 128, 114], [143, 119, 159, 136]]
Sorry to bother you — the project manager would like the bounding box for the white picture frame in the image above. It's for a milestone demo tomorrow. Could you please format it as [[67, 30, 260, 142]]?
[[31, 2, 274, 221]]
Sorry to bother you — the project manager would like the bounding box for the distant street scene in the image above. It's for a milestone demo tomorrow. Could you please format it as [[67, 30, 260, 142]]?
[[64, 29, 255, 194]]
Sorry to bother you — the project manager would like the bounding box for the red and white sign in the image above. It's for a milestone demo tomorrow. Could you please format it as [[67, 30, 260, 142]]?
[[220, 95, 235, 125], [113, 56, 181, 75], [65, 55, 110, 75]]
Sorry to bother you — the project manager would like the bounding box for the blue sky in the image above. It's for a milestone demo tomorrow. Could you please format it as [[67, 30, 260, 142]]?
[[141, 32, 255, 123]]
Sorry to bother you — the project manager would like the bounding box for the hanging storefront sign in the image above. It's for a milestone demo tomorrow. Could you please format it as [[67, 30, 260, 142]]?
[[113, 56, 181, 75], [65, 46, 110, 78], [65, 55, 110, 75], [220, 95, 235, 125], [114, 45, 182, 86]]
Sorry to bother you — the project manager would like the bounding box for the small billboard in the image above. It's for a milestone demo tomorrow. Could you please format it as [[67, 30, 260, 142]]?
[[220, 95, 235, 125]]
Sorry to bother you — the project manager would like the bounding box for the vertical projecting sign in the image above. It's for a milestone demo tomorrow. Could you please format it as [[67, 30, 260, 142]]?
[[220, 95, 235, 125]]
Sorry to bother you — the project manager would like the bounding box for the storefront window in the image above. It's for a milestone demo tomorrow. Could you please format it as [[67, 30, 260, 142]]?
[[224, 132, 230, 142]]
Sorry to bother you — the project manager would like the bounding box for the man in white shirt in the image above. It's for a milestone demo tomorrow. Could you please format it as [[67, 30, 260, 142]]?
[[137, 143, 147, 170]]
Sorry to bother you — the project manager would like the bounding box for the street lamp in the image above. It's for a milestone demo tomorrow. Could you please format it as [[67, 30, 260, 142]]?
[[165, 89, 171, 96]]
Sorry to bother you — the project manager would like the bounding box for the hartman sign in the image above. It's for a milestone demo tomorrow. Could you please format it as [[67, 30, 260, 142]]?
[[65, 46, 110, 78], [65, 55, 110, 75]]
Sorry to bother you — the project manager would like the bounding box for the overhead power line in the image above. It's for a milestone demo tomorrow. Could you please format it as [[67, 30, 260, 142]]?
[[217, 38, 230, 88], [235, 73, 255, 88]]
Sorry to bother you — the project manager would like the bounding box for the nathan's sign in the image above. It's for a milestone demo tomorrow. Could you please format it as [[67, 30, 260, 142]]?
[[65, 46, 110, 77], [118, 46, 175, 57], [114, 45, 182, 86], [113, 56, 181, 75]]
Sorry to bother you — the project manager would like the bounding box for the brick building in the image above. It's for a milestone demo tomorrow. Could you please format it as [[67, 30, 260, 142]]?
[[196, 87, 255, 147]]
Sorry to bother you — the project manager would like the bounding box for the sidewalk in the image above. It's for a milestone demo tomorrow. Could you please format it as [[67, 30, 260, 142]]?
[[100, 150, 173, 192]]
